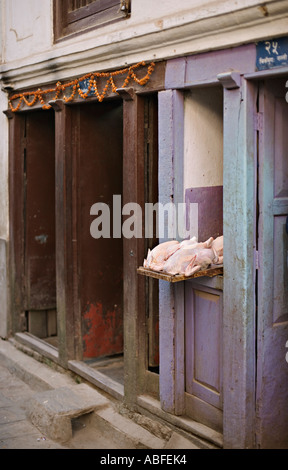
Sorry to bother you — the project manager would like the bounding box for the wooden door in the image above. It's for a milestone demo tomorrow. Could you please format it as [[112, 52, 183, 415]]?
[[24, 110, 57, 338], [184, 282, 223, 432], [144, 94, 159, 371], [73, 100, 123, 360], [256, 77, 288, 448]]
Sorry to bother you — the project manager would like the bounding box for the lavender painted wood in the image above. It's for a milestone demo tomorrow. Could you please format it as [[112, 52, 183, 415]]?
[[165, 44, 256, 89], [221, 79, 256, 449], [273, 217, 288, 323], [257, 78, 288, 448], [185, 285, 222, 410], [185, 186, 223, 241], [158, 90, 185, 414], [174, 282, 185, 416]]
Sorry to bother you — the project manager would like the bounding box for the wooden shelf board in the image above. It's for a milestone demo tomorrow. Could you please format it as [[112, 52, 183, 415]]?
[[137, 265, 223, 283]]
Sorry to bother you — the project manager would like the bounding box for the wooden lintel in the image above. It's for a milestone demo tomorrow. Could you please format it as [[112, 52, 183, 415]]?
[[48, 99, 65, 112], [3, 109, 14, 119], [116, 87, 135, 101], [217, 71, 241, 89]]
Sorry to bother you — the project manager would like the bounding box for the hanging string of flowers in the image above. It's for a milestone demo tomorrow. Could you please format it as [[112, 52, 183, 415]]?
[[8, 61, 155, 112]]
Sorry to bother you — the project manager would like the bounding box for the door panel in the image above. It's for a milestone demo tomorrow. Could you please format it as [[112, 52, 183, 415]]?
[[185, 282, 223, 431], [74, 101, 123, 360], [273, 215, 288, 323], [24, 111, 56, 318], [257, 77, 288, 448]]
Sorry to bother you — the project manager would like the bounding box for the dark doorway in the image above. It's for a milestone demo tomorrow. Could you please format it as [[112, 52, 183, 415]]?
[[72, 100, 124, 372], [14, 110, 57, 343]]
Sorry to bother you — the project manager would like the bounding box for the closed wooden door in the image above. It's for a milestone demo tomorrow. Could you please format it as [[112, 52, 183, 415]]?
[[73, 100, 123, 360], [256, 77, 288, 448], [24, 110, 57, 338], [184, 282, 223, 432]]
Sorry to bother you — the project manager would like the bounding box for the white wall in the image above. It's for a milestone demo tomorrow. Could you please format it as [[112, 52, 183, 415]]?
[[0, 88, 9, 338], [0, 89, 8, 240], [184, 87, 223, 192], [3, 0, 52, 63], [1, 0, 288, 89]]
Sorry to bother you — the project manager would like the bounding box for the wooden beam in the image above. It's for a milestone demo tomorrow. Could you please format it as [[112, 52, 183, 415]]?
[[122, 94, 146, 406], [54, 103, 80, 366]]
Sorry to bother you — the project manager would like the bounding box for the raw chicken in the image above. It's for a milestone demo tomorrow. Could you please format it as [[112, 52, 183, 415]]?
[[143, 240, 180, 271], [183, 236, 223, 276], [211, 236, 223, 264], [143, 235, 223, 277], [161, 237, 215, 275], [184, 247, 218, 276], [179, 236, 198, 247]]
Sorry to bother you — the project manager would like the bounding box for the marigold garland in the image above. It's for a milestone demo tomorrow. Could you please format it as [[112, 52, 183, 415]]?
[[8, 61, 155, 112]]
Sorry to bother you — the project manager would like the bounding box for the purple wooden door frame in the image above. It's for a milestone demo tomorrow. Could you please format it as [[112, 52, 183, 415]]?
[[158, 45, 288, 448], [256, 76, 288, 449], [159, 44, 258, 448]]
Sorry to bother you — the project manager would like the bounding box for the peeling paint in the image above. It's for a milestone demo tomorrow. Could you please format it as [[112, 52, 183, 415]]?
[[82, 302, 123, 359], [35, 234, 48, 244]]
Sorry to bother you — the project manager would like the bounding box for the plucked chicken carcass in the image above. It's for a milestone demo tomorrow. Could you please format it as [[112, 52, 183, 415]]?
[[143, 235, 223, 277], [161, 237, 215, 276], [143, 240, 180, 271], [211, 235, 223, 263], [184, 235, 223, 276]]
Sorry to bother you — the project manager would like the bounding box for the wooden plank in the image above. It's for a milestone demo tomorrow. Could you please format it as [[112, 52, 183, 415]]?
[[222, 79, 256, 449], [137, 266, 223, 283], [122, 93, 146, 406], [68, 360, 124, 401], [54, 102, 78, 365], [15, 332, 59, 362]]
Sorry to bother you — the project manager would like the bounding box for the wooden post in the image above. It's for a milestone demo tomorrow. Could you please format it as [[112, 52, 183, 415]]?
[[221, 79, 256, 448], [53, 100, 81, 366], [6, 111, 27, 335], [158, 89, 185, 415], [122, 92, 146, 407]]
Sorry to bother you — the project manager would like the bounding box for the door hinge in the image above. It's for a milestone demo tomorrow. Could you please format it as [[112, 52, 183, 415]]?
[[255, 249, 259, 270], [254, 112, 263, 131]]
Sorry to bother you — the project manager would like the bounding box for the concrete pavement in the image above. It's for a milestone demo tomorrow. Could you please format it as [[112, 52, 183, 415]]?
[[0, 338, 218, 450]]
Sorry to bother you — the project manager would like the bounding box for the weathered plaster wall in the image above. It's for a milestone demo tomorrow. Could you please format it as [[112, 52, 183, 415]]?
[[0, 87, 9, 338], [2, 0, 52, 63], [184, 87, 223, 191], [1, 0, 288, 90], [0, 90, 8, 240]]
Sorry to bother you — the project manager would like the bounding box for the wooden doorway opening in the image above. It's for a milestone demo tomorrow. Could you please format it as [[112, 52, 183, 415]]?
[[9, 109, 57, 346], [72, 100, 124, 384]]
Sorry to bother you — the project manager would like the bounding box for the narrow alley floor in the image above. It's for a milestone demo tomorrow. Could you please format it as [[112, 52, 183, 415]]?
[[0, 348, 125, 449], [0, 338, 215, 451]]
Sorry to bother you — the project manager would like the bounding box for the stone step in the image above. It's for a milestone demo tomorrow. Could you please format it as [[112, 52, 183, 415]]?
[[0, 339, 214, 449], [91, 405, 166, 449], [27, 383, 110, 443]]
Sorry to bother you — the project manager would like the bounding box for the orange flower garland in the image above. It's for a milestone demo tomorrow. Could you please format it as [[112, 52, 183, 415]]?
[[8, 61, 155, 112]]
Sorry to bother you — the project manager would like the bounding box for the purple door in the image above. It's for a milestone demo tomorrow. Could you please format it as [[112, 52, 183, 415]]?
[[256, 77, 288, 448], [185, 282, 223, 432]]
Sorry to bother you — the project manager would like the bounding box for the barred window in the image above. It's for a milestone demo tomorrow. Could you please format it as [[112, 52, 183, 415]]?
[[54, 0, 131, 41]]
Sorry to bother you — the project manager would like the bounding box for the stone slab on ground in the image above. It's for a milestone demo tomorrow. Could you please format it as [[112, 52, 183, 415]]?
[[0, 339, 76, 391], [0, 339, 214, 449], [27, 383, 110, 443]]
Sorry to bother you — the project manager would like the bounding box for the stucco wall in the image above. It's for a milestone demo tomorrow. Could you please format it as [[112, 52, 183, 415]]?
[[0, 87, 8, 338], [1, 0, 288, 89], [184, 87, 223, 192], [2, 0, 52, 63]]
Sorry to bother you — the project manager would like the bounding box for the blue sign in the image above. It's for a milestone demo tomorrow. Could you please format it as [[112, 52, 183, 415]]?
[[256, 36, 288, 70], [78, 78, 95, 97]]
